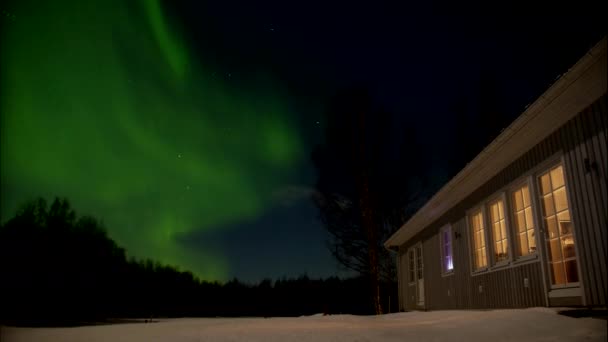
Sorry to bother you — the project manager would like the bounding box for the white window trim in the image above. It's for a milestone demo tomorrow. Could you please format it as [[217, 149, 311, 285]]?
[[536, 160, 582, 290], [439, 224, 455, 276], [485, 192, 512, 268], [467, 207, 490, 275], [508, 176, 541, 262], [407, 248, 416, 285]]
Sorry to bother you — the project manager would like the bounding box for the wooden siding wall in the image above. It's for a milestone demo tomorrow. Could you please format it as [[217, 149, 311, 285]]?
[[398, 94, 607, 310]]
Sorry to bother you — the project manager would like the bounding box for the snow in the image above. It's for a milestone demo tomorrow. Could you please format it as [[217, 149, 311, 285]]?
[[2, 308, 606, 342]]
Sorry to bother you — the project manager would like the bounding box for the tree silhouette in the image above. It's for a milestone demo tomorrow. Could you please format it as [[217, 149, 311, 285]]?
[[313, 88, 417, 314], [0, 196, 388, 326]]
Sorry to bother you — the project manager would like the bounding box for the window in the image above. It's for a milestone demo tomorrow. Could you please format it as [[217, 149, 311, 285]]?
[[538, 164, 579, 286], [470, 209, 487, 270], [440, 225, 454, 274], [512, 183, 537, 257], [488, 198, 509, 263], [408, 249, 415, 284]]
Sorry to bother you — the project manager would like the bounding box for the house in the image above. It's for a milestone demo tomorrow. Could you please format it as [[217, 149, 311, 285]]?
[[385, 38, 607, 310]]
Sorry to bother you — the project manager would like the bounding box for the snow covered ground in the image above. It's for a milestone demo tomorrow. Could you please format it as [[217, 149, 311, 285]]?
[[2, 308, 606, 342]]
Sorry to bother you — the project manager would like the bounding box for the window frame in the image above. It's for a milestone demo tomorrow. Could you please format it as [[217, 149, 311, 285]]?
[[485, 192, 512, 268], [439, 224, 455, 276], [508, 176, 540, 262], [407, 248, 416, 285], [536, 161, 581, 289], [467, 206, 489, 274]]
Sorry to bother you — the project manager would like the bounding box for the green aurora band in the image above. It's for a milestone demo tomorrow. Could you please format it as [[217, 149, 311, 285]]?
[[1, 0, 302, 280]]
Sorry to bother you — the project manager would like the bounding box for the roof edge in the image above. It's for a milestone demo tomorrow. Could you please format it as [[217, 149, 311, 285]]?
[[385, 37, 607, 249]]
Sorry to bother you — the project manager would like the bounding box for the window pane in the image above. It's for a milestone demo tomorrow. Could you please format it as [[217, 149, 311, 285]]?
[[524, 207, 534, 229], [540, 174, 552, 195], [513, 190, 523, 211], [491, 204, 499, 222], [527, 229, 536, 253], [554, 187, 569, 213], [542, 194, 555, 216], [519, 232, 529, 256], [481, 251, 487, 268], [565, 260, 579, 283], [522, 185, 531, 207], [515, 211, 526, 233], [493, 222, 501, 241], [495, 242, 507, 262], [561, 235, 576, 259], [498, 201, 504, 219], [546, 217, 559, 239], [558, 209, 571, 222], [551, 262, 566, 285], [558, 211, 572, 235], [550, 166, 565, 190], [548, 238, 562, 261], [500, 221, 507, 240]]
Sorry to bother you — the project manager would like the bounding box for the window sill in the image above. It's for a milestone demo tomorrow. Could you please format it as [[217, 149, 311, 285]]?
[[490, 261, 510, 270], [441, 270, 455, 277], [513, 254, 538, 264], [471, 268, 488, 276], [548, 286, 581, 297]]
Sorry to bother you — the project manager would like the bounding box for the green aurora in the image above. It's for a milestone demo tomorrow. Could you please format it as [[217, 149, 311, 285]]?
[[0, 0, 302, 280]]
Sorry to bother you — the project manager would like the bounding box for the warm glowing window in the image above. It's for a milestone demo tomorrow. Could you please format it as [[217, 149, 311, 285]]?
[[440, 225, 454, 274], [512, 184, 536, 257], [470, 210, 487, 270], [539, 164, 579, 286], [488, 198, 509, 263]]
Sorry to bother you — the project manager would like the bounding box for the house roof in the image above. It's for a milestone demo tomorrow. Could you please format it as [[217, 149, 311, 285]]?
[[385, 37, 607, 249]]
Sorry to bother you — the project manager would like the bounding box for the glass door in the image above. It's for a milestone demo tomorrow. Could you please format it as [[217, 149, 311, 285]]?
[[415, 243, 425, 306], [538, 164, 580, 288]]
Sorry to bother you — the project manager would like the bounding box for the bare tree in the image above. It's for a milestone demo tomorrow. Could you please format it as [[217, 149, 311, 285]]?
[[312, 88, 410, 314]]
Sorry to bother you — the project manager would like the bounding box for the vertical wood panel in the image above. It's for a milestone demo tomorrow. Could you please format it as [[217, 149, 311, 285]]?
[[563, 115, 595, 304], [395, 95, 607, 309], [585, 102, 607, 305]]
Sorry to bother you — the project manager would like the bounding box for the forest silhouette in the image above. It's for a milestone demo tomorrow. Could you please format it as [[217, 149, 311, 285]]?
[[0, 197, 397, 326]]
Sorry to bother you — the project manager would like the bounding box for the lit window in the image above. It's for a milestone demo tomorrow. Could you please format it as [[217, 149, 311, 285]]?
[[440, 225, 454, 274], [539, 164, 579, 286], [470, 209, 487, 270], [488, 198, 509, 263], [512, 184, 536, 257]]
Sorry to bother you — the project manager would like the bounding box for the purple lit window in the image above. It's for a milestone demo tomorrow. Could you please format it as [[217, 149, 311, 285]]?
[[441, 226, 454, 273]]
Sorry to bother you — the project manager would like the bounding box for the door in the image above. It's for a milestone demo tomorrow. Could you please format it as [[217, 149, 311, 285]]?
[[538, 164, 581, 290], [415, 244, 425, 306], [407, 243, 425, 307]]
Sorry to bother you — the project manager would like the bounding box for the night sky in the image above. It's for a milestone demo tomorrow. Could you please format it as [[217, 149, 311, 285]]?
[[1, 0, 605, 282]]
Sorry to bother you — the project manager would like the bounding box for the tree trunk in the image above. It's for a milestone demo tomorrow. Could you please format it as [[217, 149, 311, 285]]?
[[356, 110, 383, 315]]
